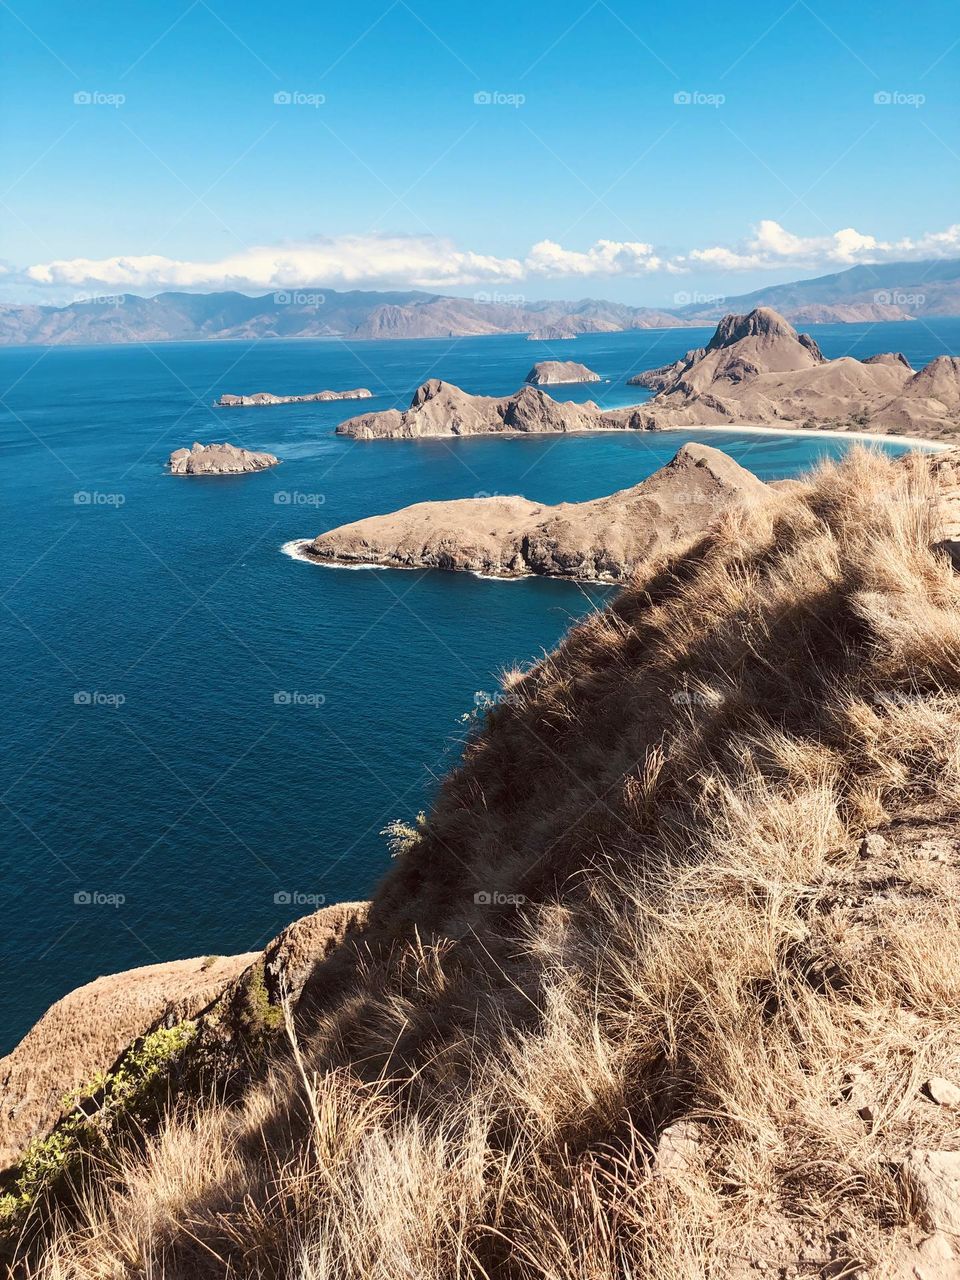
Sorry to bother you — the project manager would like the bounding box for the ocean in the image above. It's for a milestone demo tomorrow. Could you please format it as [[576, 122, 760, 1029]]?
[[2, 318, 957, 1050]]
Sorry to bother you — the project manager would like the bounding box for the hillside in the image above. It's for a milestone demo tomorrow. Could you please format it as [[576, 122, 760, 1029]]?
[[0, 290, 681, 347], [334, 306, 960, 442], [6, 445, 960, 1277], [679, 258, 960, 323], [297, 443, 770, 581], [1, 259, 957, 346]]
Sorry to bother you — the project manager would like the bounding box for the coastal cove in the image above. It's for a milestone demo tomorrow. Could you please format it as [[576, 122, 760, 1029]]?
[[1, 320, 956, 1050]]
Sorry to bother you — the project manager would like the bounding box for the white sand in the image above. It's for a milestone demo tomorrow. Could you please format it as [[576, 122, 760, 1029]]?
[[679, 422, 951, 451]]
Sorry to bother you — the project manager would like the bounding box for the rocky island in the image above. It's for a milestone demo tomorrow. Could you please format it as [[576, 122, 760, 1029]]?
[[294, 443, 770, 581], [216, 388, 372, 407], [335, 378, 635, 439], [335, 307, 960, 443], [525, 360, 601, 385], [167, 441, 280, 474]]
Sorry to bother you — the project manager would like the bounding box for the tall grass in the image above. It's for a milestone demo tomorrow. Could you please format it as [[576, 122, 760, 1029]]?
[[16, 447, 960, 1278]]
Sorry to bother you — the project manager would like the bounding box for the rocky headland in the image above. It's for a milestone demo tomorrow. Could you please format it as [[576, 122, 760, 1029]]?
[[335, 307, 960, 443], [525, 360, 601, 385], [216, 388, 372, 407], [626, 347, 706, 392], [296, 443, 771, 582], [334, 378, 636, 439], [0, 904, 366, 1172], [167, 441, 281, 474]]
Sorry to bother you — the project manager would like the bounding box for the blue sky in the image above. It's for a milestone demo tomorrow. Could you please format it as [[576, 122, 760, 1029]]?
[[1, 0, 958, 304]]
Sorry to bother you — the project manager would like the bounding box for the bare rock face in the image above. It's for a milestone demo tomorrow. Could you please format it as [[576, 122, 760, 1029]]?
[[905, 1151, 960, 1235], [652, 1120, 704, 1179], [624, 307, 960, 441], [0, 903, 367, 1171], [336, 379, 613, 440], [216, 388, 371, 407], [627, 348, 705, 391], [863, 352, 914, 369], [925, 1078, 960, 1108], [0, 954, 256, 1169], [168, 441, 280, 474], [298, 443, 771, 582], [335, 308, 960, 444], [525, 360, 601, 385]]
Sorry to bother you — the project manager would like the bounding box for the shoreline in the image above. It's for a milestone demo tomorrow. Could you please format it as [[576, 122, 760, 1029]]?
[[341, 419, 953, 451], [686, 422, 951, 451], [280, 540, 615, 586]]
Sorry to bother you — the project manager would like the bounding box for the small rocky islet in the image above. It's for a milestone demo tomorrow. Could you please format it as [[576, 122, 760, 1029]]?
[[167, 441, 280, 475]]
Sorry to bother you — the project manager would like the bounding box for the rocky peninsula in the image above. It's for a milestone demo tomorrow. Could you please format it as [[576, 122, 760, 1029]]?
[[294, 443, 770, 582], [335, 307, 960, 443], [525, 360, 601, 385], [216, 388, 372, 407], [167, 441, 280, 474], [335, 378, 633, 439]]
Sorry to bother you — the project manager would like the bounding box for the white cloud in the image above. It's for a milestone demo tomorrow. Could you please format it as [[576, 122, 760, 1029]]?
[[16, 221, 960, 297], [524, 238, 679, 276], [24, 236, 526, 293], [684, 218, 960, 272]]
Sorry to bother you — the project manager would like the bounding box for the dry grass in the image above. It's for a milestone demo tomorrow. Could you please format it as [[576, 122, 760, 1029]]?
[[12, 446, 960, 1278]]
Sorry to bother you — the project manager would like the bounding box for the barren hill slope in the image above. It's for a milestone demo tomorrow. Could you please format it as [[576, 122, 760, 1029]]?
[[8, 448, 960, 1278], [298, 443, 770, 581]]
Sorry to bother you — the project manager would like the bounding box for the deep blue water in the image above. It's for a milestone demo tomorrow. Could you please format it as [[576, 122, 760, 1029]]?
[[1, 318, 956, 1051]]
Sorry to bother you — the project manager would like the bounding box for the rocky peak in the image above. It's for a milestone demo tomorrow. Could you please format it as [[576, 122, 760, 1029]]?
[[706, 307, 799, 351]]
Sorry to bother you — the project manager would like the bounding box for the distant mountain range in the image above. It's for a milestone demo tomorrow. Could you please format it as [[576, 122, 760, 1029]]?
[[679, 259, 960, 324], [1, 259, 958, 347]]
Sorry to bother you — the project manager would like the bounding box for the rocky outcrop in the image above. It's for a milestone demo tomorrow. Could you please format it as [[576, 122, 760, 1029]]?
[[0, 954, 255, 1169], [862, 351, 913, 369], [624, 308, 960, 441], [627, 348, 705, 392], [297, 443, 771, 582], [335, 379, 628, 440], [168, 441, 280, 474], [334, 309, 960, 444], [0, 904, 366, 1172], [216, 389, 371, 407], [525, 360, 600, 385]]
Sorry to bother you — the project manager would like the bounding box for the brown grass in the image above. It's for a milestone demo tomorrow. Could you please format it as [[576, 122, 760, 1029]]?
[[12, 446, 960, 1278]]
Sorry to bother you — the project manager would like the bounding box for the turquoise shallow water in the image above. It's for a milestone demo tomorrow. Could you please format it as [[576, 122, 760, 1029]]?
[[1, 319, 956, 1050]]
